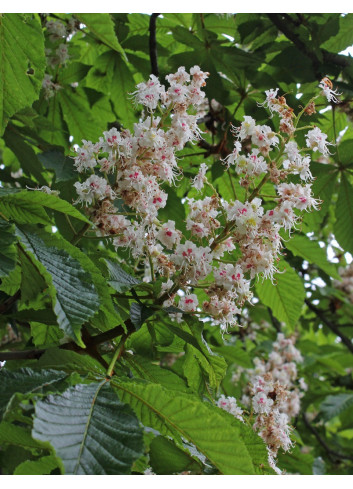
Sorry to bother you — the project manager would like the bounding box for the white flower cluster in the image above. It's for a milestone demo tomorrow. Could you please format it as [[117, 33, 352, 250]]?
[[72, 69, 332, 333], [42, 18, 77, 98], [42, 73, 62, 100], [236, 333, 307, 473]]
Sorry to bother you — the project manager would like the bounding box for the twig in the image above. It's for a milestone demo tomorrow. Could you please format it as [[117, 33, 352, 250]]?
[[305, 299, 353, 355], [106, 335, 128, 377], [149, 13, 160, 76], [0, 318, 135, 362], [70, 222, 91, 245], [267, 14, 322, 79]]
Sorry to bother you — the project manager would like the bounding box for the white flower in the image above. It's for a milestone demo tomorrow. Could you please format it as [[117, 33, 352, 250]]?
[[74, 175, 115, 205], [156, 220, 181, 249], [217, 395, 244, 422], [132, 74, 165, 110], [319, 77, 341, 104], [253, 392, 274, 414], [178, 294, 199, 312], [74, 140, 99, 172], [305, 127, 332, 155], [192, 163, 208, 191], [237, 116, 256, 140]]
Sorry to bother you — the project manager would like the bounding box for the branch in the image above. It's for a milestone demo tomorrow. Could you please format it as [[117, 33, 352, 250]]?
[[149, 13, 160, 76], [305, 299, 353, 355], [267, 14, 322, 79], [268, 14, 353, 78], [303, 413, 353, 462], [0, 318, 135, 362], [0, 348, 46, 361]]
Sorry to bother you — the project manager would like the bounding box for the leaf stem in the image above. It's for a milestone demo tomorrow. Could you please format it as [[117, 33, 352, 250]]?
[[106, 335, 128, 377], [70, 222, 91, 245]]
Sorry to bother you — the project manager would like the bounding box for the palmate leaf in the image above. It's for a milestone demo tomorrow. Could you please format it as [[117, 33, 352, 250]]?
[[32, 382, 144, 475], [16, 228, 100, 345], [256, 260, 305, 328], [0, 14, 46, 134], [0, 368, 69, 420], [113, 380, 269, 475]]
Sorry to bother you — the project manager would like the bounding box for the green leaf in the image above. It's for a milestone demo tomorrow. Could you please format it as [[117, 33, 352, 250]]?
[[0, 189, 90, 224], [16, 228, 100, 345], [85, 50, 136, 126], [75, 14, 126, 58], [59, 62, 90, 85], [0, 421, 49, 450], [113, 380, 258, 474], [149, 436, 202, 474], [158, 187, 187, 234], [256, 261, 305, 327], [0, 191, 51, 224], [0, 264, 21, 295], [0, 368, 68, 420], [35, 348, 105, 376], [183, 344, 206, 394], [0, 218, 17, 278], [106, 260, 141, 292], [212, 344, 253, 369], [334, 174, 353, 254], [27, 227, 121, 334], [14, 456, 60, 475], [32, 382, 144, 474], [322, 14, 353, 52], [0, 14, 46, 134], [164, 316, 227, 390], [320, 393, 353, 421], [130, 302, 154, 329], [124, 353, 188, 392], [58, 88, 103, 143], [37, 150, 77, 182], [30, 322, 63, 347], [4, 126, 46, 185], [285, 234, 340, 279], [277, 445, 314, 475]]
